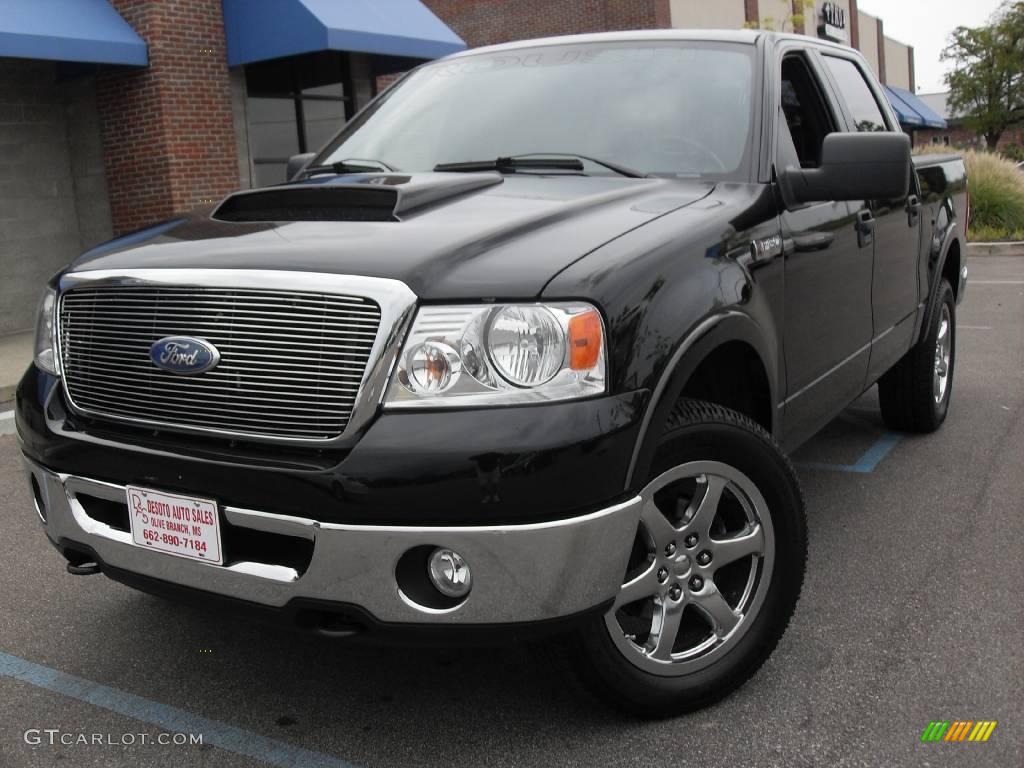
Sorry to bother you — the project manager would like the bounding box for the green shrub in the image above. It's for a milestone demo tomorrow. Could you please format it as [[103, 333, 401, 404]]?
[[969, 224, 1024, 242], [999, 144, 1024, 163], [916, 146, 1024, 241]]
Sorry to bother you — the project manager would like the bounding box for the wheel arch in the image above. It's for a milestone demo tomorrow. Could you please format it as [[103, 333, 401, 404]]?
[[625, 312, 779, 491], [941, 238, 962, 302], [919, 218, 962, 345]]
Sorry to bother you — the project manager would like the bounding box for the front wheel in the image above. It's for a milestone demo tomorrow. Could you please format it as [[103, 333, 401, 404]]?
[[571, 399, 807, 716]]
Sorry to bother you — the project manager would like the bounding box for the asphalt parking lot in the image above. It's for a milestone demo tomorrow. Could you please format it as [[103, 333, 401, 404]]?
[[0, 256, 1021, 768]]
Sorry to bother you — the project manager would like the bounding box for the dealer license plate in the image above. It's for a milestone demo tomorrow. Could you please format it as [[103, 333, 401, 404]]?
[[126, 486, 223, 565]]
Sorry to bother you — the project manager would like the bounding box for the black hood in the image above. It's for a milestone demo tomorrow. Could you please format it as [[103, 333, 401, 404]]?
[[72, 173, 713, 299]]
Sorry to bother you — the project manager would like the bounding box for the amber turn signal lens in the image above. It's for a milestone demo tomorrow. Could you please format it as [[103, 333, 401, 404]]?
[[568, 309, 603, 371]]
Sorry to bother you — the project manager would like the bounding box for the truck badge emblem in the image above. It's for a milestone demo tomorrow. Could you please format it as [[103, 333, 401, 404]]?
[[750, 235, 783, 261], [149, 337, 220, 375]]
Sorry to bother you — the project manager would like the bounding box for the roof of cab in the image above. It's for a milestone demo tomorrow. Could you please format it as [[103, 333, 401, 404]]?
[[440, 28, 860, 61], [442, 29, 763, 59]]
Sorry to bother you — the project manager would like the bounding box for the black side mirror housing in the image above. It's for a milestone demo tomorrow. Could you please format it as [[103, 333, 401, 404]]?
[[781, 132, 911, 205], [286, 152, 316, 182]]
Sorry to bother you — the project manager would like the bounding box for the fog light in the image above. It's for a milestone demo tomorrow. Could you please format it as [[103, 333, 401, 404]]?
[[427, 548, 472, 599]]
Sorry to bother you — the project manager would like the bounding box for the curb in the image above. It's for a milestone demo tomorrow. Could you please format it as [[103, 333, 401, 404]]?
[[967, 241, 1024, 257], [0, 384, 16, 405]]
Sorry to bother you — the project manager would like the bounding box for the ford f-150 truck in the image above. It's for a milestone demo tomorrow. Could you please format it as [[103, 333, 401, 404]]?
[[16, 30, 968, 715]]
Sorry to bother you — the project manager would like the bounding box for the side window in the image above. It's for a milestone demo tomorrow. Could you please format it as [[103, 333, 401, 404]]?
[[779, 55, 836, 169], [822, 56, 889, 133]]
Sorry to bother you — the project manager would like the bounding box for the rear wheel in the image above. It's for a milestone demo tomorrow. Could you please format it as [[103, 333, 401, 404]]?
[[571, 399, 807, 716], [878, 279, 956, 432]]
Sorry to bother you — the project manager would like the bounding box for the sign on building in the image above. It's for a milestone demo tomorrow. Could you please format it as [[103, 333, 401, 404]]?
[[819, 2, 849, 43]]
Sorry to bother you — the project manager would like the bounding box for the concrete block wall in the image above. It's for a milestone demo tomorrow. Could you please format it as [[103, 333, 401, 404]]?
[[883, 36, 911, 90], [857, 11, 880, 80], [0, 60, 111, 335], [670, 0, 746, 30], [63, 77, 114, 254]]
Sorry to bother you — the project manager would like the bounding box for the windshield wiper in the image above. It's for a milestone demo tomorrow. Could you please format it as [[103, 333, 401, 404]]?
[[434, 156, 584, 174], [514, 153, 648, 178], [434, 154, 647, 178], [303, 158, 397, 177]]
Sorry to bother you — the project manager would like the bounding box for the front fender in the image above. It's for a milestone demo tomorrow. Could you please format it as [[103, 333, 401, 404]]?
[[623, 310, 780, 490], [542, 184, 785, 495]]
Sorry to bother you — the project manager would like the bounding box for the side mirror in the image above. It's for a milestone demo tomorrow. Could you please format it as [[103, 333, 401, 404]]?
[[781, 132, 911, 205], [286, 152, 316, 182]]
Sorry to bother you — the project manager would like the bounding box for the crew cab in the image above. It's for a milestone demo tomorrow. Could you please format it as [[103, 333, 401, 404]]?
[[16, 30, 967, 715]]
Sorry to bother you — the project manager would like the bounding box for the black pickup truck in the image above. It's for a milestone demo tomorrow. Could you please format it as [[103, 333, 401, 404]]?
[[16, 30, 967, 715]]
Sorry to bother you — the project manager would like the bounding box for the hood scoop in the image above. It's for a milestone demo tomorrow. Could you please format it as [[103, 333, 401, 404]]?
[[212, 172, 504, 223]]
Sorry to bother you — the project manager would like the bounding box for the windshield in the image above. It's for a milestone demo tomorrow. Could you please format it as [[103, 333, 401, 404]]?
[[317, 41, 756, 179]]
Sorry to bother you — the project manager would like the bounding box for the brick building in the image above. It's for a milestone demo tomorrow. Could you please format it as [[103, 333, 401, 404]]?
[[425, 0, 914, 90], [913, 91, 1024, 153], [1, 0, 934, 335]]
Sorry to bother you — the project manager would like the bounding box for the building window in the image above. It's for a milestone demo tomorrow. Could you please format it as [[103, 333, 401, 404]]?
[[246, 52, 354, 187]]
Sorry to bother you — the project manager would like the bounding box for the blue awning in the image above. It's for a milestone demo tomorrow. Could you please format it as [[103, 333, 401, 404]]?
[[222, 0, 466, 67], [884, 85, 948, 130], [0, 0, 147, 66]]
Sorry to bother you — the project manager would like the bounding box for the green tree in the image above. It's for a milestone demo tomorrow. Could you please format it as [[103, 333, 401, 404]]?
[[943, 2, 1024, 150]]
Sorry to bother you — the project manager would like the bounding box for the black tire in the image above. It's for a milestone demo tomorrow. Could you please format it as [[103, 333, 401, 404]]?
[[570, 399, 807, 717], [878, 279, 956, 433]]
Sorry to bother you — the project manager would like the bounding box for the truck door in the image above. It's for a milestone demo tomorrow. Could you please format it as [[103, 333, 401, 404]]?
[[778, 52, 873, 446], [820, 54, 922, 382]]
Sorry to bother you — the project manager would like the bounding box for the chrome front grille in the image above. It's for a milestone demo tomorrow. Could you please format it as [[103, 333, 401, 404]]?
[[59, 285, 383, 441]]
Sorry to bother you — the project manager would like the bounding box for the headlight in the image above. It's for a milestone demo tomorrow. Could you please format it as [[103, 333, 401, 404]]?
[[385, 302, 606, 407], [33, 286, 59, 376], [487, 306, 565, 386]]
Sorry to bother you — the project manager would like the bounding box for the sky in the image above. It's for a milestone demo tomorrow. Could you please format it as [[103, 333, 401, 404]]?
[[856, 0, 1008, 93]]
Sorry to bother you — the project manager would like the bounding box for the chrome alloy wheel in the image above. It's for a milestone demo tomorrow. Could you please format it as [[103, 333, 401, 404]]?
[[934, 303, 952, 404], [605, 460, 775, 676]]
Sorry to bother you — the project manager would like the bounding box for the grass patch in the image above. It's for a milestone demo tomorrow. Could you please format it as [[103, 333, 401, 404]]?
[[969, 225, 1024, 242]]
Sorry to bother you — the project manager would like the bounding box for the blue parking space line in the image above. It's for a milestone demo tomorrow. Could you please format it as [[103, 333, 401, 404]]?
[[797, 432, 902, 474], [852, 432, 902, 472], [0, 651, 354, 768]]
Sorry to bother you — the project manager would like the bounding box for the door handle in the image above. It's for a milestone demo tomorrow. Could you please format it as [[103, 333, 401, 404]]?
[[855, 209, 874, 248], [906, 194, 921, 227], [791, 232, 835, 252]]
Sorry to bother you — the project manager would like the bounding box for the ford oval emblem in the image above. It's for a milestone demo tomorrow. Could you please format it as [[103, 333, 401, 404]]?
[[149, 336, 220, 375]]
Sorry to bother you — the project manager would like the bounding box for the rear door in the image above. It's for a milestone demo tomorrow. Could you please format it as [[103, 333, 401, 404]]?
[[776, 49, 873, 447], [819, 54, 922, 382]]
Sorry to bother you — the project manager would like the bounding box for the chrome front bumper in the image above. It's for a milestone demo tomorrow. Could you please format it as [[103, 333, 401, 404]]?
[[23, 456, 640, 625]]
